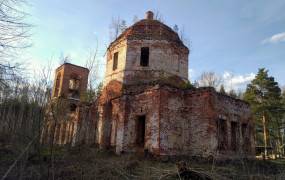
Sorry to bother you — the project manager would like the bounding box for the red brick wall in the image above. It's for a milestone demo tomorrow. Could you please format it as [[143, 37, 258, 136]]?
[[52, 63, 89, 99], [100, 85, 255, 159]]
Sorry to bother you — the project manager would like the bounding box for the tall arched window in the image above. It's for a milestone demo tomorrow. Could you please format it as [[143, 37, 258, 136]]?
[[54, 73, 61, 97], [68, 74, 80, 99]]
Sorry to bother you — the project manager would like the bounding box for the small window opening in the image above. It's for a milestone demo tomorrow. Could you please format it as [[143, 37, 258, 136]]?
[[140, 47, 149, 67], [69, 79, 80, 90], [217, 119, 227, 150], [68, 75, 80, 99], [70, 104, 77, 112], [136, 115, 146, 147], [113, 52, 118, 70], [231, 122, 238, 151]]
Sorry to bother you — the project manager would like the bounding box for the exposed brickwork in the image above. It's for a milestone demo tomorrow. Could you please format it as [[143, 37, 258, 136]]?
[[96, 85, 255, 158], [52, 63, 89, 99], [104, 15, 189, 86]]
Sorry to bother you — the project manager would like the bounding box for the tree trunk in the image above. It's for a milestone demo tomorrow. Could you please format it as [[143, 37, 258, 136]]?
[[262, 113, 268, 157]]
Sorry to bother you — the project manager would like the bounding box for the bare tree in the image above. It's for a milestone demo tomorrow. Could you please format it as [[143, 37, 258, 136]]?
[[132, 15, 139, 23], [109, 17, 127, 42], [0, 60, 56, 178], [153, 10, 164, 22], [58, 53, 72, 65], [120, 20, 127, 32], [193, 80, 199, 88], [219, 84, 226, 94], [84, 40, 102, 102], [172, 24, 190, 47], [198, 71, 222, 89], [228, 89, 237, 98], [0, 63, 21, 88], [31, 60, 53, 105], [0, 0, 31, 59], [173, 24, 179, 33], [0, 0, 31, 88], [178, 25, 191, 47]]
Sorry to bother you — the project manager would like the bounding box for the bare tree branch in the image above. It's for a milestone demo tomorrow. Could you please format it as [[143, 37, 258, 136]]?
[[198, 71, 222, 89], [0, 0, 31, 58]]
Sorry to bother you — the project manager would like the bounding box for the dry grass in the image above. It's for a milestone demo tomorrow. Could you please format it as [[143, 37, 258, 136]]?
[[0, 144, 285, 179]]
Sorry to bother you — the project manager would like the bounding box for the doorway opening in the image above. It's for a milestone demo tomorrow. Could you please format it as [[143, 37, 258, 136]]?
[[217, 118, 227, 150], [231, 121, 238, 151], [136, 115, 146, 147]]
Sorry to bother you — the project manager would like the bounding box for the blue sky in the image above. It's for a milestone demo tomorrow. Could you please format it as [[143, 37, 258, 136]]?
[[23, 0, 285, 91]]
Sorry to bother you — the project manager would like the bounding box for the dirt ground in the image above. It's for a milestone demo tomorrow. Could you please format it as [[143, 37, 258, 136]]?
[[0, 145, 285, 180]]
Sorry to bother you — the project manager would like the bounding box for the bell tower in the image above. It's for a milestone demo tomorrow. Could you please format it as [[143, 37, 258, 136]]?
[[52, 63, 89, 101], [41, 63, 89, 146]]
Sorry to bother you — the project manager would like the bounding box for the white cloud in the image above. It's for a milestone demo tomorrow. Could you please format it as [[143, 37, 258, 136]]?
[[262, 32, 285, 44], [188, 68, 195, 80], [222, 71, 255, 91]]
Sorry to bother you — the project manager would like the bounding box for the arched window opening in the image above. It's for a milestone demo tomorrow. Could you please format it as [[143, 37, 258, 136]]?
[[68, 74, 80, 99], [54, 73, 61, 97]]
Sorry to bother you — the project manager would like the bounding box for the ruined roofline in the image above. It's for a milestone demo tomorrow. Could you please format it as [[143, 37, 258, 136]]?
[[100, 84, 249, 110], [189, 86, 250, 106], [56, 62, 90, 72], [185, 86, 250, 106], [100, 79, 249, 106], [215, 90, 250, 106], [121, 83, 249, 106], [107, 20, 187, 51], [107, 13, 188, 52], [150, 84, 249, 105]]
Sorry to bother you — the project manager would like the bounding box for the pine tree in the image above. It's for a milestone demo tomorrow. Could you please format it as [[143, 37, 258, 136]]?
[[244, 68, 282, 157], [281, 90, 285, 155], [280, 88, 285, 109]]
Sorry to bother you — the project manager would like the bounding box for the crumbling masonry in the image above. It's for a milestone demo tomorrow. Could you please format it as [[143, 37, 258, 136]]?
[[41, 11, 255, 159]]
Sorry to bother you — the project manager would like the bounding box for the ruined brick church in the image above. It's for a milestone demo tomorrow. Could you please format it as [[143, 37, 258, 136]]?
[[41, 11, 255, 159]]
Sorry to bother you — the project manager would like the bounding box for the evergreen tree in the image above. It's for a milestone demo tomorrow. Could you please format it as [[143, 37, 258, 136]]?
[[244, 68, 282, 157], [280, 89, 285, 110], [281, 90, 285, 154]]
